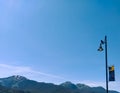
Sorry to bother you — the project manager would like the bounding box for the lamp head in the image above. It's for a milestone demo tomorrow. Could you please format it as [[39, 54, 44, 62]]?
[[98, 44, 104, 51]]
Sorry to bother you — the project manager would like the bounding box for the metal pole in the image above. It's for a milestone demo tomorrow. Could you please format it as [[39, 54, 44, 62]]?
[[105, 36, 108, 93]]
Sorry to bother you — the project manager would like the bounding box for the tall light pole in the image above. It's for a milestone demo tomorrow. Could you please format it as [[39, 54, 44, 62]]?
[[98, 36, 108, 93]]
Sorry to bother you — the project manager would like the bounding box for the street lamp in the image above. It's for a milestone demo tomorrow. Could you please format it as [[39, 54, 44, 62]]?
[[98, 36, 108, 93]]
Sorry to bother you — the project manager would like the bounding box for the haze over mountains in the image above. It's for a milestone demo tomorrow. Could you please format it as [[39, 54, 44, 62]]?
[[0, 75, 119, 93]]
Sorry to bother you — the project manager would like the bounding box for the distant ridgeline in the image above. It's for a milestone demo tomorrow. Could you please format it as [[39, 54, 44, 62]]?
[[0, 75, 119, 93]]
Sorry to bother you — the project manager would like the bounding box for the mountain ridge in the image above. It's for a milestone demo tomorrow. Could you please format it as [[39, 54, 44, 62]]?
[[0, 75, 119, 93]]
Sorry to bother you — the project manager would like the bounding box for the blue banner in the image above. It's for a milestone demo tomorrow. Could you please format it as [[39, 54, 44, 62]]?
[[109, 66, 115, 81]]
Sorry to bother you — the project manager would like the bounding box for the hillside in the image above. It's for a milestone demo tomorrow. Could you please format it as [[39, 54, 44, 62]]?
[[0, 75, 119, 93]]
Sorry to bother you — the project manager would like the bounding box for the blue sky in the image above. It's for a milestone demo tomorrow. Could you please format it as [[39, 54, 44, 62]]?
[[0, 0, 120, 91]]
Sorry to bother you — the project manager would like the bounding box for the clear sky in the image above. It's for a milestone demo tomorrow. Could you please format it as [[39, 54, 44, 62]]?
[[0, 0, 120, 92]]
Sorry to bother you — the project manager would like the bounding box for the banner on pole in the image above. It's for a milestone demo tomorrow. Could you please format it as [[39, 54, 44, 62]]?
[[109, 66, 115, 81]]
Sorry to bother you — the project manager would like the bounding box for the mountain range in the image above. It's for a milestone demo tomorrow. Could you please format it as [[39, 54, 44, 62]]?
[[0, 75, 119, 93]]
